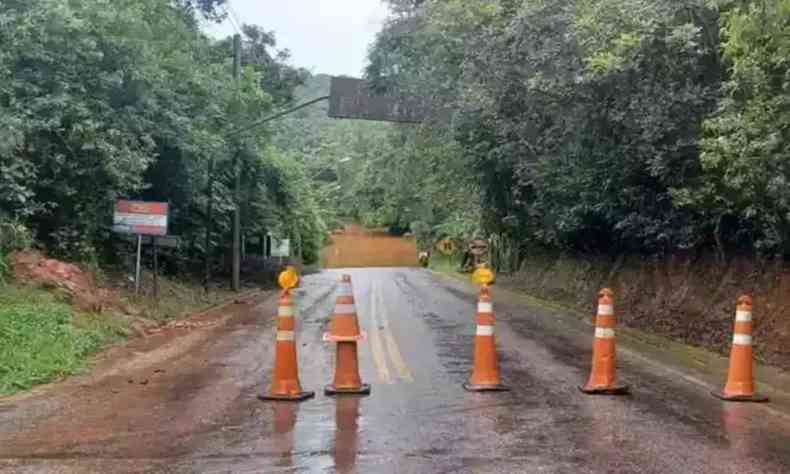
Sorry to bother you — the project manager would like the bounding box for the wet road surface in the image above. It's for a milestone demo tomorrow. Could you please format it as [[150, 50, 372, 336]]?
[[2, 268, 790, 473]]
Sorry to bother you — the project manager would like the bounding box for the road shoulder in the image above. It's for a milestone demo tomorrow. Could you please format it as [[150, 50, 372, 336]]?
[[430, 268, 790, 418]]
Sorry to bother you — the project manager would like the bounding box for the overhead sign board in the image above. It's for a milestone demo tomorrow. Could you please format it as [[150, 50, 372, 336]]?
[[113, 200, 168, 236], [328, 77, 430, 123]]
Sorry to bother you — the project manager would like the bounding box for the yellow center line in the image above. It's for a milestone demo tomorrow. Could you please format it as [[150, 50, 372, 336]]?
[[377, 282, 414, 382], [368, 281, 392, 384]]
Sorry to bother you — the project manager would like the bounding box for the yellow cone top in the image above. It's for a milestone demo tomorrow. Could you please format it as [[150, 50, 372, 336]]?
[[472, 264, 495, 286], [278, 266, 300, 290]]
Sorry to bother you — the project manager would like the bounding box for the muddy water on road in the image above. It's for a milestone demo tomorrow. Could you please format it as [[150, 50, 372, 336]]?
[[2, 268, 790, 473], [322, 225, 418, 268]]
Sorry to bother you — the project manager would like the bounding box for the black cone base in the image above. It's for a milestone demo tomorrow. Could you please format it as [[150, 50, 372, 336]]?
[[578, 384, 630, 395], [711, 390, 768, 402], [324, 383, 371, 396], [258, 391, 315, 402], [463, 382, 510, 392]]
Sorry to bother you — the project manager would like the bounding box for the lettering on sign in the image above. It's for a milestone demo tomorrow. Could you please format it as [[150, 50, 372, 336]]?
[[113, 200, 168, 236]]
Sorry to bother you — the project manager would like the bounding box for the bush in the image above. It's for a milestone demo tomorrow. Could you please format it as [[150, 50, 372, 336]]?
[[0, 219, 33, 285], [0, 251, 7, 285], [0, 219, 32, 254]]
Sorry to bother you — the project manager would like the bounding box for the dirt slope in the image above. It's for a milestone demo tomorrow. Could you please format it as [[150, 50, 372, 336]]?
[[499, 252, 790, 371]]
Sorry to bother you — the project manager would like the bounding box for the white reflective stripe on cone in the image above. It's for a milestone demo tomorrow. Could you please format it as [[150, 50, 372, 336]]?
[[337, 284, 353, 296], [478, 302, 493, 313], [733, 334, 752, 345], [595, 327, 615, 338], [278, 306, 295, 317], [276, 331, 295, 341], [334, 304, 356, 314], [476, 325, 494, 336], [597, 304, 614, 316], [735, 310, 752, 322]]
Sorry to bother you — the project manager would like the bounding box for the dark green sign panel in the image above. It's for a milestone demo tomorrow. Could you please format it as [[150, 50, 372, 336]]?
[[328, 77, 429, 123]]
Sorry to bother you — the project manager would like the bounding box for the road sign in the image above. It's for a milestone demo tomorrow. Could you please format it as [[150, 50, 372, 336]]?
[[469, 239, 489, 256], [113, 200, 168, 236], [149, 235, 179, 248], [121, 234, 180, 248], [328, 77, 430, 123], [270, 238, 290, 258]]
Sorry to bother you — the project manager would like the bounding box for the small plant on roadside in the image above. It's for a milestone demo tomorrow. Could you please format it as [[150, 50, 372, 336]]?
[[0, 250, 8, 285], [0, 219, 33, 286], [0, 287, 110, 396], [0, 219, 33, 252]]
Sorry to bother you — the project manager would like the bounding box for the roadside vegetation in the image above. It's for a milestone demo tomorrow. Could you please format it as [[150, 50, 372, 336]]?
[[306, 0, 790, 269], [1, 0, 327, 273], [0, 286, 116, 396], [1, 0, 312, 396], [306, 0, 790, 371], [0, 224, 233, 397]]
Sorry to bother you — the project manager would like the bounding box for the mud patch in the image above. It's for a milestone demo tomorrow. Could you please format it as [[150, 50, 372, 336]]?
[[10, 250, 119, 313], [323, 224, 418, 268]]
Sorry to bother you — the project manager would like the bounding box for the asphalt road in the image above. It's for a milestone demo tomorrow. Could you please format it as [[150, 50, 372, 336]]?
[[2, 268, 790, 473]]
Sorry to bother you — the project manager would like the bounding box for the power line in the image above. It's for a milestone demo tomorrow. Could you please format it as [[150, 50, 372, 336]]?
[[224, 1, 244, 36], [226, 15, 241, 35], [227, 3, 245, 35], [226, 96, 330, 137], [223, 4, 242, 35]]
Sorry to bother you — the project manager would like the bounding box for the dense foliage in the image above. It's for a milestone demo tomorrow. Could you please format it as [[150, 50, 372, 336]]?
[[351, 0, 790, 263], [4, 0, 788, 275], [0, 0, 326, 271], [275, 74, 478, 251]]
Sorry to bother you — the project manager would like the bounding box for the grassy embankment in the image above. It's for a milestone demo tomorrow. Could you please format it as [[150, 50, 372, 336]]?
[[0, 260, 232, 397], [429, 253, 463, 274], [0, 285, 120, 396]]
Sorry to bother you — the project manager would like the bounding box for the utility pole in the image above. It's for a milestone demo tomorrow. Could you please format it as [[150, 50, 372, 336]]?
[[232, 33, 241, 292], [204, 157, 214, 293]]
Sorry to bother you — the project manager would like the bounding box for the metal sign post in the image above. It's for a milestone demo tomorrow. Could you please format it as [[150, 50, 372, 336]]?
[[113, 200, 169, 297], [153, 236, 159, 301], [135, 234, 142, 295]]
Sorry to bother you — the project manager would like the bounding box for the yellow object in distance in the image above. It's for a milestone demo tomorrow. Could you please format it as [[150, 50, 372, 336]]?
[[278, 266, 300, 289], [472, 265, 495, 286]]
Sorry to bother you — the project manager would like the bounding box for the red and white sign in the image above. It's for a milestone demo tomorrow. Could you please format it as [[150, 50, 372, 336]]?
[[113, 200, 168, 235]]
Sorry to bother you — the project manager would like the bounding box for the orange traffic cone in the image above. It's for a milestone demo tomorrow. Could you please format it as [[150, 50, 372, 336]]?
[[712, 295, 768, 402], [464, 285, 509, 391], [579, 288, 629, 395], [324, 275, 370, 395], [259, 289, 315, 401]]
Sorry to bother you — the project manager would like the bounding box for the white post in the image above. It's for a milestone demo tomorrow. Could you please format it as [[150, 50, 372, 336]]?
[[135, 234, 142, 295]]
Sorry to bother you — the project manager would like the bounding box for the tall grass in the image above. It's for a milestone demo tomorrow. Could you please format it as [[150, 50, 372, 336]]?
[[0, 287, 114, 396]]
